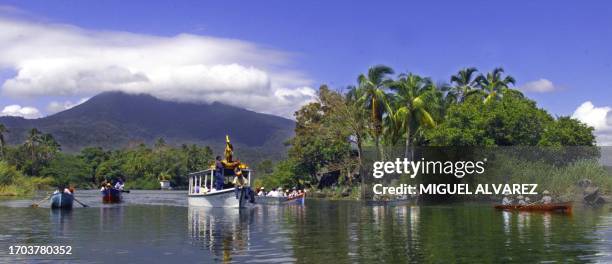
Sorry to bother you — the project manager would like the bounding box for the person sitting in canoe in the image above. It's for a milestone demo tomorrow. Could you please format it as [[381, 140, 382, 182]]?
[[114, 178, 125, 191], [232, 168, 255, 203], [53, 185, 72, 195], [501, 195, 513, 205], [516, 195, 526, 205], [539, 190, 552, 204]]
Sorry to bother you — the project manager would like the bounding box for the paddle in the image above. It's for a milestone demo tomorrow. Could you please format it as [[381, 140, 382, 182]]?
[[120, 190, 130, 193], [30, 193, 51, 207], [73, 197, 89, 208]]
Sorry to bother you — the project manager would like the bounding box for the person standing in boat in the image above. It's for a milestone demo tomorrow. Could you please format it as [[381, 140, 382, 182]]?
[[214, 156, 224, 191]]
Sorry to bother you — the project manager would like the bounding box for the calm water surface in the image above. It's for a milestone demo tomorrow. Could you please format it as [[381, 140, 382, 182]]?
[[0, 190, 610, 263]]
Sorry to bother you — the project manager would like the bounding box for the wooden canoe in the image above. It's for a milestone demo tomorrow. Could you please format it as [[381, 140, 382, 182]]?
[[101, 188, 122, 203], [494, 202, 572, 212]]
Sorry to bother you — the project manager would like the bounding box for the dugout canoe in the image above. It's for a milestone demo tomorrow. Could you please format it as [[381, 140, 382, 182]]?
[[494, 202, 572, 212]]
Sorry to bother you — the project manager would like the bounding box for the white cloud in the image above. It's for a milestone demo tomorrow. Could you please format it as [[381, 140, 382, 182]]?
[[572, 101, 612, 146], [519, 78, 557, 93], [1, 104, 42, 119], [0, 16, 315, 118], [47, 97, 89, 114]]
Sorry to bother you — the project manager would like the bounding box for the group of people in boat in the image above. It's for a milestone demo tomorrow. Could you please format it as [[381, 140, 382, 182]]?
[[99, 178, 125, 191], [53, 185, 75, 195], [256, 187, 305, 198], [501, 190, 553, 205]]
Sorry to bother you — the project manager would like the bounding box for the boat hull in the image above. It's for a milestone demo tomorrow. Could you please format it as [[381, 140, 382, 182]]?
[[101, 188, 122, 203], [494, 202, 572, 212], [50, 192, 74, 209], [188, 188, 250, 208]]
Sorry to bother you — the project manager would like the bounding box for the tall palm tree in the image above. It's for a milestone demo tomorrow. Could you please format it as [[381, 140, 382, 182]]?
[[0, 124, 7, 159], [387, 73, 438, 159], [356, 65, 394, 159], [449, 67, 479, 103], [475, 67, 516, 104]]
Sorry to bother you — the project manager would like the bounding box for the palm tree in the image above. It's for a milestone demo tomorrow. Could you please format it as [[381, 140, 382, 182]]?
[[356, 65, 394, 159], [449, 67, 479, 103], [388, 73, 438, 159], [0, 124, 7, 159], [475, 67, 516, 104]]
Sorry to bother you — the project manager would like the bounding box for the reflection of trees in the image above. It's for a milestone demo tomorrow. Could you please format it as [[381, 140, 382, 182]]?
[[280, 202, 606, 263]]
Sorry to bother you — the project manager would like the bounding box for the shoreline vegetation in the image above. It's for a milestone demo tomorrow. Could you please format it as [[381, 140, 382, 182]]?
[[1, 65, 610, 203]]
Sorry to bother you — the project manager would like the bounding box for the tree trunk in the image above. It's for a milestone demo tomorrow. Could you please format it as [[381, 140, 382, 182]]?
[[404, 124, 411, 160]]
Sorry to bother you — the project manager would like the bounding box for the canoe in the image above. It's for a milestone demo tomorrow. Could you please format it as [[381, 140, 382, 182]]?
[[255, 193, 305, 205], [101, 188, 122, 203], [50, 192, 74, 209], [494, 202, 572, 212], [285, 193, 305, 205]]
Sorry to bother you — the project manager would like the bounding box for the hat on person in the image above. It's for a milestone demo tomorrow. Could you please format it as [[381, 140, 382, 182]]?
[[542, 190, 550, 194], [517, 195, 524, 199]]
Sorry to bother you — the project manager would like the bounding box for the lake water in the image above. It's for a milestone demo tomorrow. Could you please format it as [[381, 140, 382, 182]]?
[[0, 190, 610, 263]]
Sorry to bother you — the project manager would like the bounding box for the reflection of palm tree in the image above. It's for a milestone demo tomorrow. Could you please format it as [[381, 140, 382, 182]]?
[[475, 67, 516, 104], [0, 124, 7, 159], [356, 65, 394, 159], [387, 73, 437, 159]]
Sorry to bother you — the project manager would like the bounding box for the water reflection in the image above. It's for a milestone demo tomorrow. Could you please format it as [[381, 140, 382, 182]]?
[[0, 194, 610, 263], [188, 207, 252, 262], [49, 209, 73, 238]]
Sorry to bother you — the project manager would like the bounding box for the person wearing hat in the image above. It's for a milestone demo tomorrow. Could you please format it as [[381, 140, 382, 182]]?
[[233, 168, 255, 203], [517, 195, 526, 205], [540, 190, 552, 204], [257, 187, 266, 196]]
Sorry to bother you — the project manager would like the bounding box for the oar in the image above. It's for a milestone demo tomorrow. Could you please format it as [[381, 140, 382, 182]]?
[[73, 197, 89, 207], [31, 193, 51, 207], [120, 190, 130, 193]]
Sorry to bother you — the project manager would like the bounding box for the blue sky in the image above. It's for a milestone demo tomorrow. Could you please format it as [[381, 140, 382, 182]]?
[[0, 1, 611, 143]]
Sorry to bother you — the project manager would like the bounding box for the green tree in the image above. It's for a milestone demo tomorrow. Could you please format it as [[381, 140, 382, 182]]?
[[79, 147, 110, 184], [289, 86, 351, 184], [387, 73, 438, 159], [427, 90, 552, 146], [449, 67, 479, 103], [0, 124, 7, 159], [356, 65, 394, 158], [475, 67, 516, 104], [539, 117, 595, 146], [40, 153, 90, 187]]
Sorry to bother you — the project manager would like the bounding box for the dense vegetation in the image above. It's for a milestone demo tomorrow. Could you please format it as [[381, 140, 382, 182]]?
[[0, 124, 213, 195], [255, 66, 603, 198]]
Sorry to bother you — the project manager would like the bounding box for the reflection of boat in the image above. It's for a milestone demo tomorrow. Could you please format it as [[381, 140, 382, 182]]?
[[50, 192, 74, 209], [102, 188, 122, 203], [256, 193, 305, 205], [188, 206, 251, 261], [494, 202, 572, 213]]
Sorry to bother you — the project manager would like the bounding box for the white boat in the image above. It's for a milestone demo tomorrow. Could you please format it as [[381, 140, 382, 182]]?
[[188, 168, 253, 208]]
